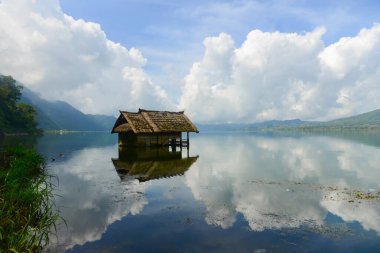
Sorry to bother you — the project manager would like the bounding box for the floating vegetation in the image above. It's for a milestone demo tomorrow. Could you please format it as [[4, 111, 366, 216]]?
[[0, 146, 60, 252], [246, 179, 380, 204], [352, 191, 379, 200]]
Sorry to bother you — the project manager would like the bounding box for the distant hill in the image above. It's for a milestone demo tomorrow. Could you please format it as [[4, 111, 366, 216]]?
[[249, 118, 314, 129], [21, 88, 116, 131], [199, 110, 379, 133], [246, 109, 380, 131], [198, 119, 314, 132], [320, 109, 380, 128], [197, 123, 247, 132]]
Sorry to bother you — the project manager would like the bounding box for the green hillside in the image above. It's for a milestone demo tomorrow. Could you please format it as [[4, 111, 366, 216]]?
[[293, 109, 380, 131], [323, 109, 380, 127]]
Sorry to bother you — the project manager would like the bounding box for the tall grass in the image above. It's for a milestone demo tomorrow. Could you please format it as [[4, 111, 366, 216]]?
[[0, 146, 60, 252]]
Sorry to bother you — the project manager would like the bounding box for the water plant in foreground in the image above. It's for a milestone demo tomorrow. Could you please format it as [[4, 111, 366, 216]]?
[[0, 146, 60, 252]]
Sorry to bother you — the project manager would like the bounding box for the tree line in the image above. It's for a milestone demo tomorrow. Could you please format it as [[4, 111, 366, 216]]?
[[0, 75, 39, 133]]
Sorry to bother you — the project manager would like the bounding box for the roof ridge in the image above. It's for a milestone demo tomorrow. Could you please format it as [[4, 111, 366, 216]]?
[[139, 108, 184, 114]]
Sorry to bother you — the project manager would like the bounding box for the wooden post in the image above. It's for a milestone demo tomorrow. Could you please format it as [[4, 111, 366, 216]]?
[[180, 132, 183, 147], [187, 132, 189, 147]]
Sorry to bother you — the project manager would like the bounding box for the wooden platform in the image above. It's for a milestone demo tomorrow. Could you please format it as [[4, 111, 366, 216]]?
[[168, 138, 190, 147]]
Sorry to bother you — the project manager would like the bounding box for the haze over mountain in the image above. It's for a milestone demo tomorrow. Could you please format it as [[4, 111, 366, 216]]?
[[243, 109, 380, 131], [197, 119, 311, 132], [21, 88, 115, 131], [3, 73, 379, 133], [198, 109, 380, 132]]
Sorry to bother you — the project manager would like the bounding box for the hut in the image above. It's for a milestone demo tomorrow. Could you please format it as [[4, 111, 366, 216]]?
[[111, 109, 198, 147]]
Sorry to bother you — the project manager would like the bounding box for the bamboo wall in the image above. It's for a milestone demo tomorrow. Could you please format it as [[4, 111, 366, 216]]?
[[118, 132, 181, 147]]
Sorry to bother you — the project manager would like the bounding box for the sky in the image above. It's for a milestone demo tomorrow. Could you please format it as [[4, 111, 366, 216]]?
[[0, 0, 380, 123]]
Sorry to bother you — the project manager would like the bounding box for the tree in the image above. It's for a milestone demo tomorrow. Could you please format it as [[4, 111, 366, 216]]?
[[16, 103, 37, 130], [0, 75, 39, 133]]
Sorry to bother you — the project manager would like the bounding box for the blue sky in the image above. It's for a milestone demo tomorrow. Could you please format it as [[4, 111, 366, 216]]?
[[1, 0, 380, 122], [60, 0, 380, 73], [60, 0, 380, 45]]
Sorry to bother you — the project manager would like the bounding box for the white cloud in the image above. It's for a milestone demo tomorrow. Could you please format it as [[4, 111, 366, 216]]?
[[1, 0, 379, 121], [179, 24, 380, 123], [0, 0, 170, 115]]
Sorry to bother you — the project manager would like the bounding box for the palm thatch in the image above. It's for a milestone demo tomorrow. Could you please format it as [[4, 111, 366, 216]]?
[[111, 109, 198, 134]]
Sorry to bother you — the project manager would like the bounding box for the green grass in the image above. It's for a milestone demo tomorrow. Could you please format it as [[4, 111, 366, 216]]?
[[0, 146, 60, 252]]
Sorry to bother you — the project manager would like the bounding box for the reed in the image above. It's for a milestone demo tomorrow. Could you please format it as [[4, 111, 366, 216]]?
[[0, 146, 59, 252]]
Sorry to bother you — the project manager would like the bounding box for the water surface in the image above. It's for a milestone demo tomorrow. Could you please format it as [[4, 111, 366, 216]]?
[[35, 132, 380, 252]]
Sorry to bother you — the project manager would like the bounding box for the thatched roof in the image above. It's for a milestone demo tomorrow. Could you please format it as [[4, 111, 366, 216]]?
[[111, 109, 198, 134]]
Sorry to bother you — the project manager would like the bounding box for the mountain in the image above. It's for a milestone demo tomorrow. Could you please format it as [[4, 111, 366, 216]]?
[[247, 109, 380, 131], [210, 109, 380, 133], [320, 109, 380, 128], [21, 88, 116, 131], [198, 119, 314, 132], [196, 123, 248, 132], [248, 118, 314, 129]]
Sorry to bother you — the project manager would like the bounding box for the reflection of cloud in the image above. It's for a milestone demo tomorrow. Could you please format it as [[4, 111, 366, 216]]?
[[322, 193, 380, 234], [48, 145, 148, 252], [235, 183, 325, 231], [186, 134, 380, 232]]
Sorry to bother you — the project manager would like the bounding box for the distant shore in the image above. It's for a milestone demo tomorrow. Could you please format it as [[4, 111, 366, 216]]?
[[244, 124, 380, 133]]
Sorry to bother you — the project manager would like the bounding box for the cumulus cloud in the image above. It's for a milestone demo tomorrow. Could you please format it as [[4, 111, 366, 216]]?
[[179, 24, 380, 123], [0, 0, 170, 114], [1, 0, 379, 121]]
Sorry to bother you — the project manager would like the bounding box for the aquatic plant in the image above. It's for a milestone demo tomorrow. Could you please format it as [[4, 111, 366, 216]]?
[[0, 146, 60, 252]]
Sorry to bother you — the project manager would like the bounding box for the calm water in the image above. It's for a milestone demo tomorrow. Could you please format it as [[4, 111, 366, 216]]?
[[27, 132, 380, 252]]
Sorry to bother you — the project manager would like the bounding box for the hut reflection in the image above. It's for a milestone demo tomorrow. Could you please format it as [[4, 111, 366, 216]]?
[[112, 147, 199, 182]]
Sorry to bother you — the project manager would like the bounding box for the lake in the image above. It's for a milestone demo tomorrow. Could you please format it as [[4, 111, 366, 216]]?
[[23, 131, 380, 252]]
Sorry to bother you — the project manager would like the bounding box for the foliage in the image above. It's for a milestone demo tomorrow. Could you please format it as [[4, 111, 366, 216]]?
[[0, 75, 39, 133], [0, 146, 60, 252]]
